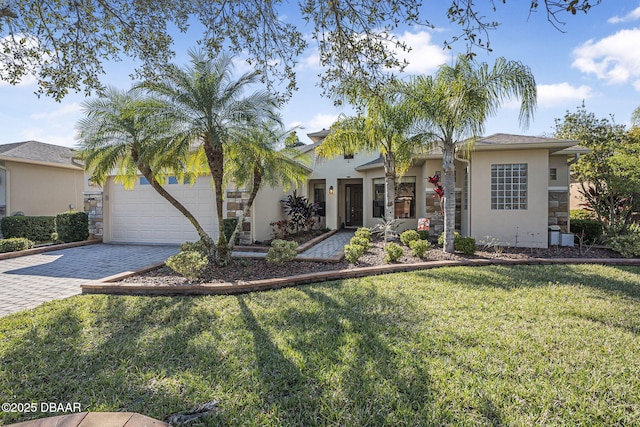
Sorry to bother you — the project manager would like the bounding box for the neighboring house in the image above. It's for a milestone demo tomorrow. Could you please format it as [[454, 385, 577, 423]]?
[[99, 131, 587, 248], [0, 141, 84, 221]]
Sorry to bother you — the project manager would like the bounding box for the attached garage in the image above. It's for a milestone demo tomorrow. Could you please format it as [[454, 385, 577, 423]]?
[[104, 176, 219, 245]]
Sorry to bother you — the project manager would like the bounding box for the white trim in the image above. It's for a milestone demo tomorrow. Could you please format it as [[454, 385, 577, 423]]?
[[548, 186, 569, 192]]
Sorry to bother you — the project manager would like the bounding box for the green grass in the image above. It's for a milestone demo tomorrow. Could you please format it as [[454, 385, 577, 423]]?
[[1, 264, 639, 426]]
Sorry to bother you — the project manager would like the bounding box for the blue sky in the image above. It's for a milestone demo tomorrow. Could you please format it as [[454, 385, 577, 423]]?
[[2, 1, 640, 148]]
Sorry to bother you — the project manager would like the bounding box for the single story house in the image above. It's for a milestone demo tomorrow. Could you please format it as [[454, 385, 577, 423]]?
[[0, 141, 84, 221], [98, 132, 587, 248]]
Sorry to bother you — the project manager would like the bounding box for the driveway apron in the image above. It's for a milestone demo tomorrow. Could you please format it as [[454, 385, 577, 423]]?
[[0, 244, 178, 317]]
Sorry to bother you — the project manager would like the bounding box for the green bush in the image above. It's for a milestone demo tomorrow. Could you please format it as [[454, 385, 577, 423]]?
[[417, 230, 429, 240], [0, 237, 35, 253], [266, 239, 298, 265], [223, 218, 239, 244], [400, 229, 420, 246], [570, 219, 603, 244], [344, 243, 365, 264], [438, 232, 476, 254], [0, 216, 55, 241], [354, 227, 372, 242], [456, 237, 477, 255], [166, 251, 208, 280], [384, 242, 404, 263], [349, 236, 370, 251], [180, 240, 209, 258], [608, 233, 640, 258], [55, 211, 89, 243], [409, 239, 431, 258], [570, 209, 595, 220]]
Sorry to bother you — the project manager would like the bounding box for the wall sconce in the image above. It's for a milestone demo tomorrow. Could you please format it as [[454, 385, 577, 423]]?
[[329, 185, 334, 195]]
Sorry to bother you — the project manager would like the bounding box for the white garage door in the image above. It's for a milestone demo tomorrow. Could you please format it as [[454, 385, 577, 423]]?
[[108, 176, 219, 244]]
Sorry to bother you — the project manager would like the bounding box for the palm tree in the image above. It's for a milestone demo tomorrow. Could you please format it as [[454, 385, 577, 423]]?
[[224, 122, 311, 247], [407, 55, 537, 253], [632, 106, 640, 127], [141, 50, 278, 265], [76, 87, 215, 253], [315, 86, 420, 241]]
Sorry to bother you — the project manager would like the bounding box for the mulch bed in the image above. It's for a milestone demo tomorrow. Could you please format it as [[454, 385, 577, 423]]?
[[120, 239, 623, 287]]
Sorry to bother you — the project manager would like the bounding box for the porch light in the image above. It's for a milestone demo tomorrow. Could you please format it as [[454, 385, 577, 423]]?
[[329, 185, 334, 195]]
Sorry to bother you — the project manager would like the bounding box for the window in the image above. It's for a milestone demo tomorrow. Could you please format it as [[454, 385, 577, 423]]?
[[491, 164, 527, 210], [549, 168, 557, 181], [140, 177, 150, 185], [343, 153, 354, 159], [313, 183, 326, 217], [372, 176, 416, 218]]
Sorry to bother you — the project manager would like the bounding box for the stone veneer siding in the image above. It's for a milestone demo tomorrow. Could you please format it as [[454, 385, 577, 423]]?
[[425, 190, 461, 237], [548, 191, 569, 233], [226, 189, 252, 244], [83, 191, 104, 238]]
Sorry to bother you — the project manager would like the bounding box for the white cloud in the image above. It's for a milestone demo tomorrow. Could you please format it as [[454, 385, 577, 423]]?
[[307, 113, 338, 131], [30, 103, 83, 120], [393, 30, 448, 75], [537, 83, 593, 107], [297, 49, 322, 71], [608, 7, 640, 24], [572, 29, 640, 89]]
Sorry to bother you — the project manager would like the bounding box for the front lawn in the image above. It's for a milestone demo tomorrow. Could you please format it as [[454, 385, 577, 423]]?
[[1, 264, 639, 426]]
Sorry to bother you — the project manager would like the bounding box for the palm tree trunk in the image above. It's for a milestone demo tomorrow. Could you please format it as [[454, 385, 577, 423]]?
[[132, 150, 215, 258], [203, 141, 230, 265], [229, 166, 262, 249], [442, 143, 456, 253], [383, 152, 396, 242]]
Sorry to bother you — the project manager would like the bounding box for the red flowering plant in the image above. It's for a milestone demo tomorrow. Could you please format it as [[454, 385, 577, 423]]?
[[428, 174, 444, 215]]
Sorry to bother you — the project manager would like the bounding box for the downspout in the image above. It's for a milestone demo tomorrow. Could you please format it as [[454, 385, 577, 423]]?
[[455, 153, 471, 237], [566, 153, 581, 233]]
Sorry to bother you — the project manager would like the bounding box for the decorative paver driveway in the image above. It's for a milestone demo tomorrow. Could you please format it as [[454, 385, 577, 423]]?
[[0, 244, 178, 317]]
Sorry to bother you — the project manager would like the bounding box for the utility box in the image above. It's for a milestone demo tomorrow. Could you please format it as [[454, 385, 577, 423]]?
[[561, 233, 575, 247], [548, 225, 561, 246]]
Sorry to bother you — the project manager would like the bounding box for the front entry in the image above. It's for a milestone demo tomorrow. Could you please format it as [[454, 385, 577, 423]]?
[[345, 184, 363, 227]]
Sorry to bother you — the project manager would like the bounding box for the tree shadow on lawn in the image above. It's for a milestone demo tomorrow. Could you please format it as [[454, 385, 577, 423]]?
[[0, 295, 228, 425]]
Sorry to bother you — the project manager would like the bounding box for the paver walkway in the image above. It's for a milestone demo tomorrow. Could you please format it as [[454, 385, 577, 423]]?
[[296, 229, 355, 259], [0, 244, 178, 317]]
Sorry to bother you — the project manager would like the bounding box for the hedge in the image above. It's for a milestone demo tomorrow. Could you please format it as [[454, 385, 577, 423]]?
[[570, 219, 603, 244], [0, 216, 55, 241], [55, 211, 89, 243]]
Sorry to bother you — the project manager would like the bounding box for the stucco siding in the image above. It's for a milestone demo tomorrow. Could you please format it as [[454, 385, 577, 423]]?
[[470, 149, 549, 248], [6, 161, 84, 216], [251, 184, 289, 242]]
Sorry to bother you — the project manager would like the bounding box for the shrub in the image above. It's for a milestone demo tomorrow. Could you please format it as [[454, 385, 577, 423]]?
[[344, 243, 365, 264], [570, 219, 603, 244], [350, 236, 370, 251], [0, 215, 55, 241], [0, 237, 35, 253], [354, 227, 372, 242], [438, 232, 476, 254], [270, 219, 290, 239], [282, 190, 319, 233], [456, 237, 477, 255], [266, 239, 298, 265], [55, 211, 89, 243], [166, 251, 208, 280], [409, 239, 431, 258], [570, 209, 595, 220], [384, 242, 403, 263], [180, 240, 209, 258], [400, 229, 420, 246], [417, 230, 429, 240], [608, 234, 640, 258]]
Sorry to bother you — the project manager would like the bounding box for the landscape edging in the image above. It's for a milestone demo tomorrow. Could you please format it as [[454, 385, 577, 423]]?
[[0, 238, 102, 260], [81, 257, 640, 296]]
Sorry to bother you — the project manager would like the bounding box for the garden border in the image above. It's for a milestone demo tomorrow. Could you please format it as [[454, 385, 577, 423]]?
[[81, 257, 640, 296]]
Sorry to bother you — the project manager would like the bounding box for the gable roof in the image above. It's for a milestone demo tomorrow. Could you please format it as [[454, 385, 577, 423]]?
[[0, 141, 82, 170]]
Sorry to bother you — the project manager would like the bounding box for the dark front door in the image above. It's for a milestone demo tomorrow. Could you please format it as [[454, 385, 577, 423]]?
[[345, 184, 363, 226]]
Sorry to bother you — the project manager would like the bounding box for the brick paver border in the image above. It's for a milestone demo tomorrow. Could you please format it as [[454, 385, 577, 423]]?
[[0, 239, 102, 261], [82, 257, 640, 297]]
